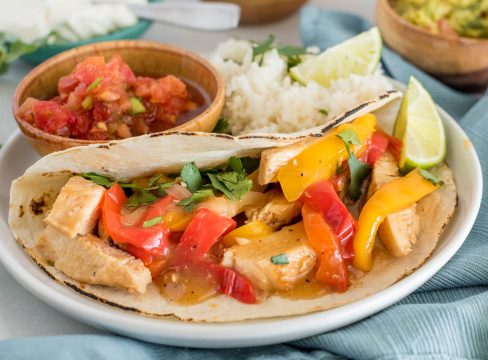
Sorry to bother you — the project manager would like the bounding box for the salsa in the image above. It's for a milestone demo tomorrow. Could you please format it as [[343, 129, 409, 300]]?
[[18, 56, 209, 140]]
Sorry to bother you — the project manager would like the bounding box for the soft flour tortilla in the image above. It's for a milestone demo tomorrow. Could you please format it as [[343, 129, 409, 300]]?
[[8, 91, 456, 322]]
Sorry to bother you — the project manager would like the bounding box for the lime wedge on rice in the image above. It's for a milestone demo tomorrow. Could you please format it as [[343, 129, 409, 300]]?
[[289, 27, 382, 87], [394, 76, 446, 172]]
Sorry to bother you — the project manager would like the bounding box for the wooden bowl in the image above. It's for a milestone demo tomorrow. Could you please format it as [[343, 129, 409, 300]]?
[[376, 0, 488, 91], [214, 0, 308, 25], [13, 40, 225, 156]]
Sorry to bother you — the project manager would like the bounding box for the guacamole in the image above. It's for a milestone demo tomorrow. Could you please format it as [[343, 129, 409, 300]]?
[[391, 0, 488, 38]]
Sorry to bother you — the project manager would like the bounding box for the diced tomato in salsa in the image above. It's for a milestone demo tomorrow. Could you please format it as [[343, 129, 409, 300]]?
[[18, 56, 204, 140]]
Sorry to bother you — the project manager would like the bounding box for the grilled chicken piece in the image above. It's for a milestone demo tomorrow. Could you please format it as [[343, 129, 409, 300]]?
[[36, 226, 151, 293], [245, 189, 301, 230], [258, 138, 321, 185], [222, 223, 316, 291], [367, 152, 419, 257], [44, 176, 106, 239]]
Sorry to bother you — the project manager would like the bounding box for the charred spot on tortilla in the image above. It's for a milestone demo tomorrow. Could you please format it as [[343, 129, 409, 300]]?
[[29, 195, 50, 215], [97, 145, 110, 149], [18, 205, 24, 218]]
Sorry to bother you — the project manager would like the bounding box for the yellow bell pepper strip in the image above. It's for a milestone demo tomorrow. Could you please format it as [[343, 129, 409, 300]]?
[[353, 169, 440, 271], [163, 207, 194, 232], [222, 220, 274, 247], [277, 113, 377, 202]]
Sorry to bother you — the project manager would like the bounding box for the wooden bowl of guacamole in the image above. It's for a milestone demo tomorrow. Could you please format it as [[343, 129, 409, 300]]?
[[377, 0, 488, 91]]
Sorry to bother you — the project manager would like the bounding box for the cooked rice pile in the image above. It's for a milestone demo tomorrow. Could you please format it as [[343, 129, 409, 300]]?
[[211, 39, 393, 135]]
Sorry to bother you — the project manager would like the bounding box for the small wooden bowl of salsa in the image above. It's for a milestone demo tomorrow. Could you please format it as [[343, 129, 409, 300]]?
[[13, 40, 225, 155]]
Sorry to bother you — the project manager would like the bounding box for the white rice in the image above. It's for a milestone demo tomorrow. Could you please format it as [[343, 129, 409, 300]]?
[[210, 39, 393, 135]]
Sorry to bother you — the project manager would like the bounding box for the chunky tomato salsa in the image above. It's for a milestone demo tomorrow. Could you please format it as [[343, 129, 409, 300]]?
[[18, 56, 208, 140]]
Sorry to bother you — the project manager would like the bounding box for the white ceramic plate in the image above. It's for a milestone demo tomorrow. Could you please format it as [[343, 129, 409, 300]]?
[[0, 96, 482, 348]]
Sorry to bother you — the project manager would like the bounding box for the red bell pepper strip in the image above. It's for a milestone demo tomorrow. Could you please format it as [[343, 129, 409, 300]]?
[[173, 209, 256, 303], [175, 208, 236, 262], [301, 180, 357, 261], [302, 204, 348, 292], [373, 128, 403, 162], [101, 183, 172, 256], [198, 262, 256, 304], [367, 131, 389, 166]]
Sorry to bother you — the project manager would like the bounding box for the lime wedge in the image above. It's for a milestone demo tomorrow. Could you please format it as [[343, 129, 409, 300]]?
[[289, 27, 382, 87], [394, 76, 446, 171]]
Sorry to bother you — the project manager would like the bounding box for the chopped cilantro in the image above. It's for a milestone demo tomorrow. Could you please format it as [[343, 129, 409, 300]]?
[[336, 129, 371, 200], [252, 34, 275, 59], [336, 129, 361, 147], [213, 118, 230, 134], [228, 156, 243, 173], [87, 76, 103, 92], [271, 253, 289, 265], [348, 153, 372, 200], [419, 169, 443, 186], [143, 215, 163, 228], [177, 188, 214, 211], [277, 45, 307, 57], [181, 162, 202, 193], [319, 108, 329, 116], [126, 190, 158, 207], [81, 172, 114, 187]]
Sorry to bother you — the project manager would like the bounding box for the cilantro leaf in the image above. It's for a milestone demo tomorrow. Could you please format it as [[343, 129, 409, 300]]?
[[336, 129, 361, 147], [177, 188, 214, 211], [348, 153, 371, 200], [126, 190, 158, 207], [213, 118, 230, 134], [419, 169, 443, 186], [271, 253, 289, 265], [277, 45, 307, 57], [143, 215, 163, 228], [181, 162, 202, 193], [336, 129, 371, 200], [252, 35, 275, 59], [319, 108, 329, 116], [81, 172, 114, 187], [207, 173, 235, 200], [228, 156, 243, 173]]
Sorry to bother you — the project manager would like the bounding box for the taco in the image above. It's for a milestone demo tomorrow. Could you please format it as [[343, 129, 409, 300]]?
[[8, 91, 457, 322]]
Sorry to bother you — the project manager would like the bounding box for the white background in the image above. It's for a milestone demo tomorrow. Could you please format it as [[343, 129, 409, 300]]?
[[0, 0, 374, 339]]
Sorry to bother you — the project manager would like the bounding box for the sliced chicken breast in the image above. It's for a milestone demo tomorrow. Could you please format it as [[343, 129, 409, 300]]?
[[223, 223, 316, 291], [245, 189, 301, 230], [44, 176, 106, 239], [36, 226, 151, 293], [367, 152, 419, 257]]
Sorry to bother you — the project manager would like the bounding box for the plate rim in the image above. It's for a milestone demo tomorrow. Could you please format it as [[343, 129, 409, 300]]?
[[0, 96, 482, 348]]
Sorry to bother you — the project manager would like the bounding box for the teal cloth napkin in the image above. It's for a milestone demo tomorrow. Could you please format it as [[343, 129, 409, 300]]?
[[2, 6, 488, 359]]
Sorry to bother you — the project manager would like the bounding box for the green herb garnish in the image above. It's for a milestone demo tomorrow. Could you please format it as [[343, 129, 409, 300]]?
[[252, 35, 275, 59], [126, 190, 158, 207], [177, 188, 214, 211], [81, 172, 115, 187], [213, 118, 230, 134], [277, 45, 307, 57], [143, 215, 163, 228], [129, 97, 146, 115], [87, 76, 103, 92], [207, 171, 252, 202], [419, 169, 443, 186], [271, 253, 289, 265], [337, 129, 371, 200], [319, 108, 329, 116], [181, 162, 203, 193]]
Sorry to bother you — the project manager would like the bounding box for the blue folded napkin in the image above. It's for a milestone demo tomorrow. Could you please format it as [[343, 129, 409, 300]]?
[[2, 6, 488, 359]]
